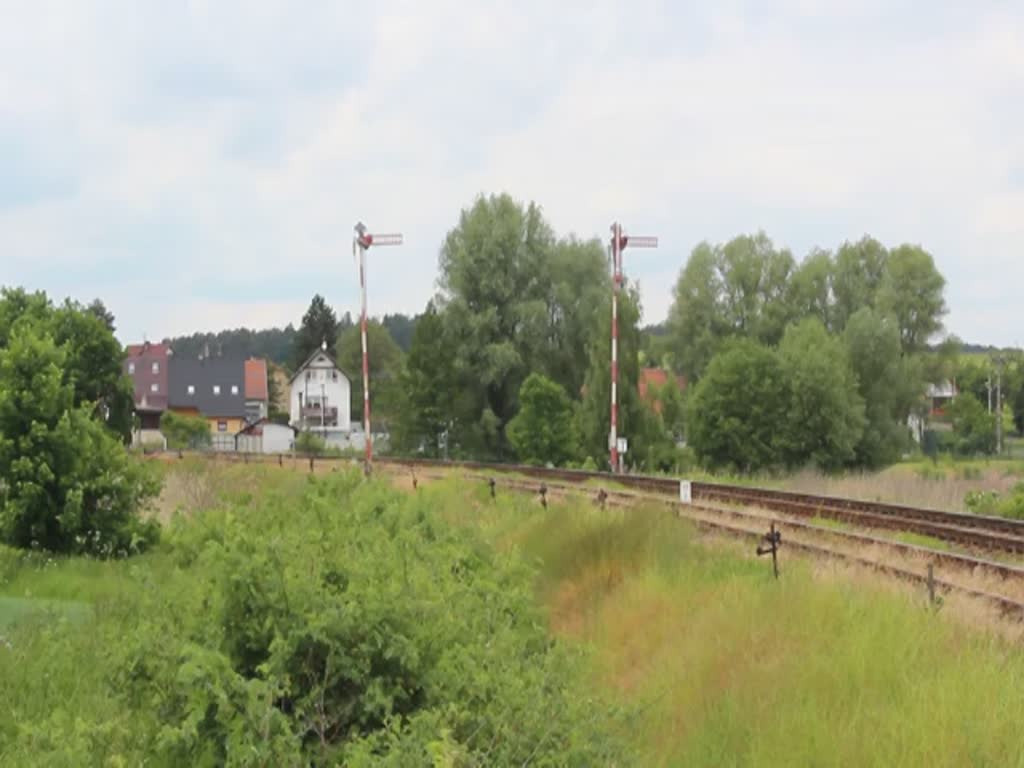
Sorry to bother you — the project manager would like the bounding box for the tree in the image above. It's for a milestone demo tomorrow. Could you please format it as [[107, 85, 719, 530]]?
[[544, 237, 611, 399], [667, 233, 796, 380], [876, 244, 947, 354], [686, 340, 789, 472], [506, 374, 580, 466], [776, 319, 865, 471], [830, 236, 888, 332], [337, 321, 405, 428], [667, 242, 725, 380], [380, 313, 417, 353], [0, 322, 159, 554], [437, 194, 557, 458], [160, 411, 213, 450], [392, 304, 454, 456], [292, 294, 339, 368], [52, 300, 135, 440], [843, 308, 920, 466], [86, 298, 117, 332], [0, 288, 134, 442], [790, 248, 833, 328], [165, 325, 298, 366], [948, 394, 996, 455]]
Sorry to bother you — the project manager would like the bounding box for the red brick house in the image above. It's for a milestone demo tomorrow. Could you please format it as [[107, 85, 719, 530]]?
[[124, 342, 169, 431]]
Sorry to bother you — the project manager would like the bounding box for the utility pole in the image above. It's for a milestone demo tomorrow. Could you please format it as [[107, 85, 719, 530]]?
[[608, 222, 657, 473], [353, 222, 403, 468], [987, 374, 993, 413], [995, 355, 1006, 455]]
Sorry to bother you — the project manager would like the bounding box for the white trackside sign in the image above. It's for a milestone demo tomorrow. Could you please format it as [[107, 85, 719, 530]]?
[[679, 480, 692, 504]]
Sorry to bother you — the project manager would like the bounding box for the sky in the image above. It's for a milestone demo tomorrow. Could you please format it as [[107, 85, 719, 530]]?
[[1, 1, 1021, 346]]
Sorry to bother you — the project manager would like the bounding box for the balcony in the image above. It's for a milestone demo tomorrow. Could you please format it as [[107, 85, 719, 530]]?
[[301, 405, 338, 426]]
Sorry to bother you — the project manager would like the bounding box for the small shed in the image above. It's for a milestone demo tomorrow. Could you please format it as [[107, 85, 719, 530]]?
[[235, 420, 296, 454]]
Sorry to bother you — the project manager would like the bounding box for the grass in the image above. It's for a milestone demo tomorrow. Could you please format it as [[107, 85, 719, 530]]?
[[892, 531, 952, 551], [10, 463, 1024, 765], [422, 474, 1024, 766]]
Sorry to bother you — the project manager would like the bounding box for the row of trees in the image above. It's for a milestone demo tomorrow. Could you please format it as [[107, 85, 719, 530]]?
[[665, 233, 946, 376]]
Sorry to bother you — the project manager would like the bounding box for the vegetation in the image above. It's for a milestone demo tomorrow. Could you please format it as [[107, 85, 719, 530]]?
[[0, 467, 622, 765], [507, 373, 579, 466], [337, 320, 404, 428], [159, 410, 212, 450], [0, 287, 135, 441], [293, 431, 327, 455], [292, 293, 347, 368], [0, 322, 159, 555]]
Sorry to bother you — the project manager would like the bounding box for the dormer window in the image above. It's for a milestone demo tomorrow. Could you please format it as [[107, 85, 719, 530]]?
[[213, 385, 221, 396], [231, 385, 239, 395], [187, 385, 195, 396]]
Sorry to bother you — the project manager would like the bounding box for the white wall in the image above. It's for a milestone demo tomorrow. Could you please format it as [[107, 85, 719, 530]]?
[[262, 424, 295, 453], [289, 353, 351, 432]]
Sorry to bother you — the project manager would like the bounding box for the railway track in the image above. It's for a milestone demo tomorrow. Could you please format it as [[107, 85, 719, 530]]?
[[159, 451, 1024, 619], [381, 457, 1024, 555], [427, 469, 1024, 620]]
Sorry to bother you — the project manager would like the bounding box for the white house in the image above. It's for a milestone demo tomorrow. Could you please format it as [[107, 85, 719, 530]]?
[[289, 345, 352, 442]]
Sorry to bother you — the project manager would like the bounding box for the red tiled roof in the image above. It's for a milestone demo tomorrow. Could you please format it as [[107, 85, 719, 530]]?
[[126, 342, 170, 358], [245, 358, 268, 401], [638, 368, 686, 401]]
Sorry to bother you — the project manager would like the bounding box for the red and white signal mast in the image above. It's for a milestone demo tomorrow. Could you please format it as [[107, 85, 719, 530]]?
[[353, 222, 403, 468], [608, 222, 657, 473]]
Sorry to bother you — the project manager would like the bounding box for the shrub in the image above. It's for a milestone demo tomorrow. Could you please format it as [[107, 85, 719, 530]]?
[[100, 473, 623, 764], [294, 431, 326, 455], [0, 324, 160, 555], [160, 410, 212, 450]]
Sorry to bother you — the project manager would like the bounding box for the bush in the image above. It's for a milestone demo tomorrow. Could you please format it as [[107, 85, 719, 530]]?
[[159, 410, 212, 450], [102, 473, 621, 764], [294, 431, 327, 455], [0, 324, 160, 555]]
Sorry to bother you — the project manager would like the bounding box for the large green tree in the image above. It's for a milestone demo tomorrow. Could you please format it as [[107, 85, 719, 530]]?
[[667, 232, 797, 380], [948, 394, 996, 455], [437, 194, 556, 457], [842, 308, 920, 466], [337, 320, 405, 428], [545, 237, 611, 399], [435, 193, 611, 459], [0, 288, 134, 441], [292, 294, 339, 368], [686, 340, 790, 472], [830, 236, 888, 332], [0, 322, 159, 554], [506, 373, 580, 466], [667, 242, 724, 380], [876, 244, 947, 354], [392, 304, 454, 457], [776, 319, 865, 471]]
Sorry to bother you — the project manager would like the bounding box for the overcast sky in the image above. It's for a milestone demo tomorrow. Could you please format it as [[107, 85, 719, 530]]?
[[1, 1, 1021, 346]]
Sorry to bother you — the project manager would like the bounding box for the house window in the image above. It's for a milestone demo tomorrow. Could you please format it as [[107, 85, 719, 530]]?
[[128, 362, 135, 374], [152, 362, 159, 374], [231, 385, 239, 395], [332, 371, 337, 381], [213, 385, 221, 395], [150, 383, 159, 393], [217, 421, 227, 432], [187, 385, 195, 396]]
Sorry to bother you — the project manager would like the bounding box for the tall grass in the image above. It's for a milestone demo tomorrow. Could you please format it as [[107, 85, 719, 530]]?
[[495, 500, 1024, 766]]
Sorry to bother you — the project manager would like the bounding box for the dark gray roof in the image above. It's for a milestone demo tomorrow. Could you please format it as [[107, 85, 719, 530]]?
[[168, 357, 247, 418]]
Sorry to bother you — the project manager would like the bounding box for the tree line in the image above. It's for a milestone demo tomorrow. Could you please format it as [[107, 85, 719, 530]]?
[[281, 196, 1023, 472]]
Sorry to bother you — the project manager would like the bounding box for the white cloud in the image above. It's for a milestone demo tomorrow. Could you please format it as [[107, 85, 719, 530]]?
[[0, 1, 1021, 345]]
